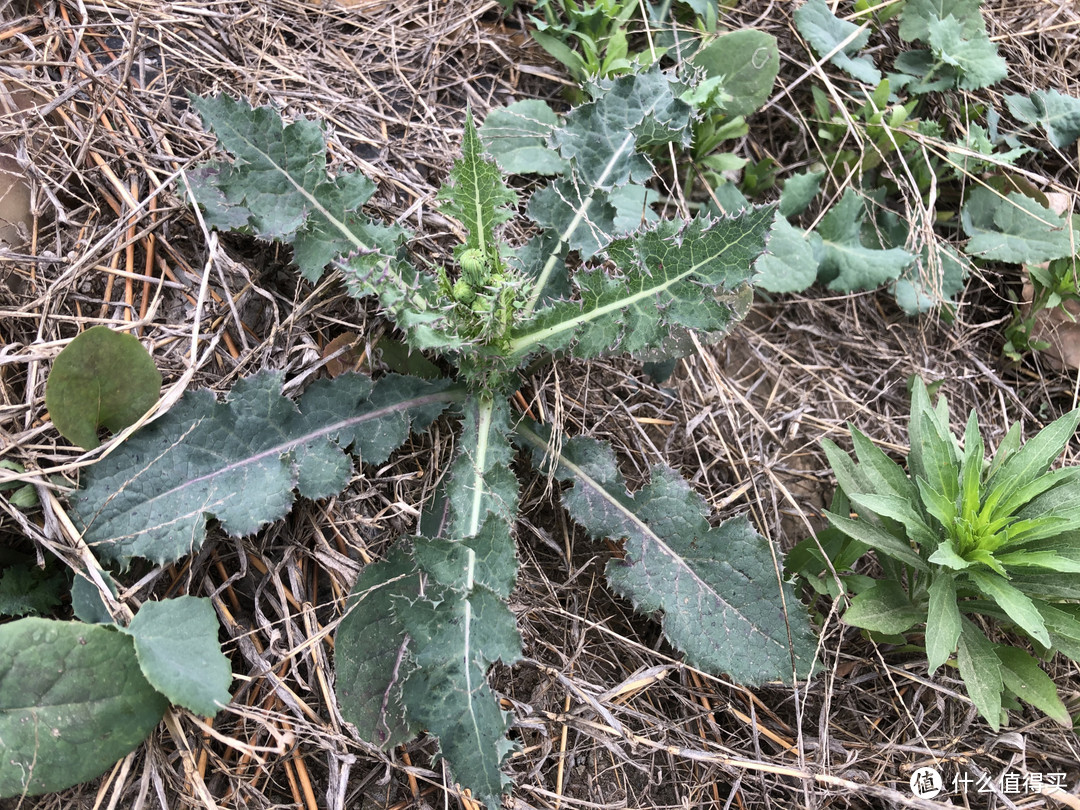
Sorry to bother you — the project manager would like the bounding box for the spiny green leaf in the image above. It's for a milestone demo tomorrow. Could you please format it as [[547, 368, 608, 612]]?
[[70, 372, 458, 567], [45, 326, 161, 450], [334, 547, 421, 750], [520, 423, 817, 685], [510, 208, 774, 361], [446, 397, 519, 540], [794, 0, 881, 85], [395, 578, 520, 808], [479, 100, 567, 175], [188, 94, 407, 280], [961, 187, 1079, 264], [188, 95, 451, 349], [1006, 89, 1080, 149], [527, 178, 623, 259], [816, 190, 914, 292], [438, 110, 517, 263], [124, 597, 231, 717], [552, 68, 693, 190], [0, 619, 168, 798]]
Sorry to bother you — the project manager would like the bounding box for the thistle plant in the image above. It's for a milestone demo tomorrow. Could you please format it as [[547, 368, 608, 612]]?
[[793, 378, 1080, 729], [29, 68, 818, 805]]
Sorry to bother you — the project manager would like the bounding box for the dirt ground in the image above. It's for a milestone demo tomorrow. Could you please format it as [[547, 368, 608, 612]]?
[[3, 0, 1080, 807]]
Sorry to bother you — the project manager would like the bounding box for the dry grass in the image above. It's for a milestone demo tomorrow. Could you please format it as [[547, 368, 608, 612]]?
[[3, 0, 1080, 808]]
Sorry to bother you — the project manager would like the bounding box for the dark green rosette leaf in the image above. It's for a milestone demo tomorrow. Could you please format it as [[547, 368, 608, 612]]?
[[961, 187, 1080, 264], [519, 422, 816, 685], [335, 546, 422, 749], [0, 619, 168, 798], [70, 372, 458, 567], [1006, 89, 1080, 149], [794, 0, 880, 85], [45, 326, 161, 450]]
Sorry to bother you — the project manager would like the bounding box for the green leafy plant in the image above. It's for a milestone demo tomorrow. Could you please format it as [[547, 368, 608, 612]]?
[[528, 0, 661, 87], [790, 377, 1080, 729], [0, 597, 231, 798], [39, 69, 818, 806]]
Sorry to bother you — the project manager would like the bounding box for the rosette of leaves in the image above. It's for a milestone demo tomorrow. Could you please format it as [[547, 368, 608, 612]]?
[[62, 67, 817, 807], [794, 377, 1080, 729]]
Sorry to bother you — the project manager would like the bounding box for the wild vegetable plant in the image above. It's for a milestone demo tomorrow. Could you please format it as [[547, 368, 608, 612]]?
[[789, 378, 1080, 729], [26, 68, 818, 806]]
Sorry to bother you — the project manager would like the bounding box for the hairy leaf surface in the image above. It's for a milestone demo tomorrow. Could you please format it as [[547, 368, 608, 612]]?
[[395, 578, 521, 808], [188, 95, 451, 348], [71, 372, 457, 567], [510, 208, 774, 360], [438, 111, 517, 264], [520, 424, 816, 684]]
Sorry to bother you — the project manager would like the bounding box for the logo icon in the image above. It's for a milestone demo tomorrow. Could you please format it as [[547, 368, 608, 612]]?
[[910, 767, 944, 799]]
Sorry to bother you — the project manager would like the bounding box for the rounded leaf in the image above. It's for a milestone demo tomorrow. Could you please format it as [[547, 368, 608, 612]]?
[[45, 326, 161, 449], [125, 597, 232, 717], [0, 618, 167, 798]]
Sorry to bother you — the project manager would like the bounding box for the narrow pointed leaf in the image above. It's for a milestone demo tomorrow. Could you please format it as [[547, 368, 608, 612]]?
[[926, 573, 962, 673], [438, 111, 517, 261], [71, 372, 458, 567], [956, 619, 1003, 729], [995, 646, 1070, 725], [985, 408, 1080, 520], [825, 511, 928, 571], [510, 208, 774, 361], [965, 569, 1049, 647], [520, 422, 816, 685]]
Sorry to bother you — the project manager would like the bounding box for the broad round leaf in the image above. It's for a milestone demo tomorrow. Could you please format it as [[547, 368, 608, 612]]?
[[45, 326, 161, 449], [0, 618, 167, 798], [125, 597, 232, 717]]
